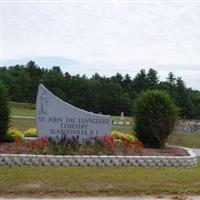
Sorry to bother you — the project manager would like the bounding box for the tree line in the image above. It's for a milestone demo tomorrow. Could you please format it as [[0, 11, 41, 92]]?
[[0, 61, 200, 118]]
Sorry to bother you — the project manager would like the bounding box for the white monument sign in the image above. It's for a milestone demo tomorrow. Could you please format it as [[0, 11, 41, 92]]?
[[36, 84, 112, 141]]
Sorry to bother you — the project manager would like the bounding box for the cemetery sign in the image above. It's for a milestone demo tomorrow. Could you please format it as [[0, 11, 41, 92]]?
[[36, 84, 112, 141]]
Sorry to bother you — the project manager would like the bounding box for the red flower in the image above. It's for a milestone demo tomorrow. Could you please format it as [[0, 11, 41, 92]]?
[[15, 139, 21, 147], [102, 134, 114, 150], [39, 136, 47, 146], [104, 135, 114, 143], [15, 139, 21, 153], [132, 140, 144, 149], [102, 134, 107, 141], [122, 140, 130, 148], [107, 142, 114, 149], [28, 140, 36, 150]]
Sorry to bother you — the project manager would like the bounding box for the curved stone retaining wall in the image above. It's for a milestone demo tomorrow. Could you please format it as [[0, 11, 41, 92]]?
[[0, 148, 197, 167]]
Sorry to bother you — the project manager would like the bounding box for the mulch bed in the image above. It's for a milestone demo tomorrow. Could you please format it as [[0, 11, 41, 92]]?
[[0, 142, 189, 156]]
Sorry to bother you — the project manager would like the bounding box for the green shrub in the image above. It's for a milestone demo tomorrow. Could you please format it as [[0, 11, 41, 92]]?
[[0, 83, 10, 142], [134, 90, 178, 148], [111, 130, 136, 142], [24, 128, 38, 137], [6, 128, 24, 142]]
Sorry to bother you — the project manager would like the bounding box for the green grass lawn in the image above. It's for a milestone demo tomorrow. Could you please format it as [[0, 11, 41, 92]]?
[[0, 158, 200, 196], [11, 107, 35, 117], [112, 116, 134, 134], [10, 118, 36, 132], [168, 131, 200, 148], [10, 102, 35, 117], [112, 115, 134, 123], [112, 126, 134, 134]]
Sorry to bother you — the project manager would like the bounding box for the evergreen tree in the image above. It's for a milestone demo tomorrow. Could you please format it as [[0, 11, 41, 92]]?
[[167, 72, 176, 85], [174, 77, 193, 118], [132, 69, 148, 98], [26, 61, 44, 102], [0, 82, 10, 142], [41, 66, 65, 100], [1, 61, 200, 118], [122, 74, 132, 94], [146, 68, 159, 89]]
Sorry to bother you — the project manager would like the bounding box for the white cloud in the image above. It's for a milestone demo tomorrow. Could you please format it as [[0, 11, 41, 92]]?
[[2, 1, 200, 89]]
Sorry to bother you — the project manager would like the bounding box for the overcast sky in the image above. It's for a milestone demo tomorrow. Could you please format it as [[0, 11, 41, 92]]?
[[1, 0, 200, 90]]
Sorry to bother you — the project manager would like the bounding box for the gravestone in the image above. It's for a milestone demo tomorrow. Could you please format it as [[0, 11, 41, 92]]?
[[36, 84, 112, 142], [119, 112, 125, 120], [125, 121, 130, 125]]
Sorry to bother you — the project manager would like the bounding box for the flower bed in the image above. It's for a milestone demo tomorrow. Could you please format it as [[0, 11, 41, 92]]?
[[0, 135, 187, 156], [0, 135, 197, 167]]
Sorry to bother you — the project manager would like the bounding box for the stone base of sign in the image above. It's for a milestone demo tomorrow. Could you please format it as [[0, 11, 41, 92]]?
[[0, 148, 197, 167]]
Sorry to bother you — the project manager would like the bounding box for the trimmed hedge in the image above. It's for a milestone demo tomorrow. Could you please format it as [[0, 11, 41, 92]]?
[[6, 128, 24, 142], [0, 83, 10, 142], [24, 128, 38, 137], [111, 131, 136, 142], [134, 90, 178, 148]]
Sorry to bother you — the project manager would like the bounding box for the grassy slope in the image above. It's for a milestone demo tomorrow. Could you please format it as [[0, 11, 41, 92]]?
[[168, 132, 200, 148], [10, 118, 36, 132], [0, 158, 200, 196], [11, 107, 35, 117]]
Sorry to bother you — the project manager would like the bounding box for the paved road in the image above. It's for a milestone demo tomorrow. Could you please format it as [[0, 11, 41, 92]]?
[[11, 116, 35, 119], [0, 196, 200, 200]]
